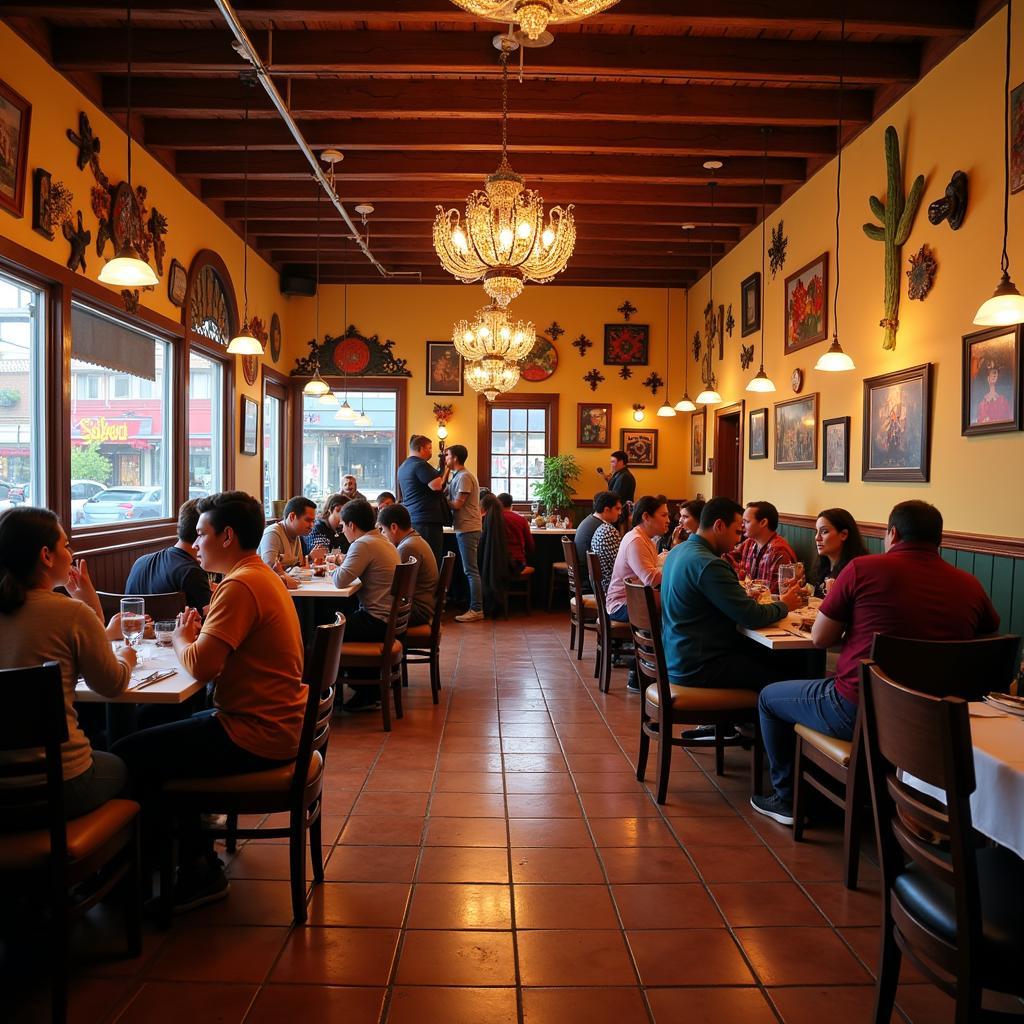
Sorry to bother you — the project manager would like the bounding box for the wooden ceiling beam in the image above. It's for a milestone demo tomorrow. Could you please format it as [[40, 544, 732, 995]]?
[[286, 253, 716, 269], [256, 227, 735, 246], [264, 238, 727, 256]]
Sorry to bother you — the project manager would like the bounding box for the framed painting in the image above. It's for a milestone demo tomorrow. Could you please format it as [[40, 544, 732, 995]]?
[[620, 428, 658, 469], [167, 258, 187, 307], [962, 325, 1022, 436], [822, 416, 850, 482], [241, 395, 259, 456], [784, 252, 829, 354], [748, 407, 768, 460], [740, 272, 761, 336], [1012, 81, 1024, 194], [521, 335, 558, 381], [0, 78, 31, 218], [774, 392, 818, 470], [577, 402, 612, 448], [862, 363, 932, 482], [426, 341, 464, 396], [603, 323, 649, 366], [690, 409, 706, 474]]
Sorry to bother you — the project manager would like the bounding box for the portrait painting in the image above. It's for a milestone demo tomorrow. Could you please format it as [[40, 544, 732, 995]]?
[[241, 395, 259, 456], [822, 416, 850, 482], [0, 79, 31, 218], [784, 252, 829, 354], [426, 341, 464, 396], [741, 272, 761, 336], [604, 323, 649, 366], [620, 428, 658, 469], [962, 325, 1021, 436], [748, 407, 768, 460], [577, 403, 612, 448], [862, 363, 932, 482], [774, 393, 818, 470], [1012, 81, 1024, 194], [690, 409, 706, 474]]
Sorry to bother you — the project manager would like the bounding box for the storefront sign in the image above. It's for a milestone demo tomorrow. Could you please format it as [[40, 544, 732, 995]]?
[[77, 416, 130, 444]]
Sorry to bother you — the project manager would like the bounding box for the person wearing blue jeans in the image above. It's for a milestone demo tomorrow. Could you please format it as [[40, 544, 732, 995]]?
[[445, 444, 484, 622]]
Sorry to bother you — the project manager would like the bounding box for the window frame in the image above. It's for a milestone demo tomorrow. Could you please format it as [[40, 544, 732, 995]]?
[[476, 392, 559, 496], [262, 366, 290, 516]]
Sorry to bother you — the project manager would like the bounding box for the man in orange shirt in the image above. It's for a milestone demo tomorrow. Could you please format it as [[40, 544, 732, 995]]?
[[114, 491, 306, 913]]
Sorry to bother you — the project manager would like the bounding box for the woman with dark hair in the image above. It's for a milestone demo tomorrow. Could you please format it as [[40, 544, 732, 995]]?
[[658, 498, 706, 553], [478, 492, 512, 618], [812, 507, 868, 597], [0, 506, 136, 819]]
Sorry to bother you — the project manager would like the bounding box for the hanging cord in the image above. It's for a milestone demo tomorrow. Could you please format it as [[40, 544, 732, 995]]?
[[500, 46, 510, 162], [760, 127, 769, 368], [1001, 0, 1013, 275], [125, 2, 133, 187], [665, 288, 671, 393], [241, 78, 250, 324], [314, 182, 321, 344], [683, 286, 689, 391], [833, 12, 845, 338]]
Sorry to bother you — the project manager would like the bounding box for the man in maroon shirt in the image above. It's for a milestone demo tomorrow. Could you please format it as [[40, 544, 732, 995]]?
[[497, 492, 534, 573], [751, 500, 1000, 826]]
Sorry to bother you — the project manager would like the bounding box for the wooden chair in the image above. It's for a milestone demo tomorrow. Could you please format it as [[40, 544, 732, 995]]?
[[506, 565, 535, 615], [562, 536, 597, 660], [0, 663, 142, 1023], [340, 559, 418, 731], [159, 617, 345, 924], [401, 551, 456, 704], [791, 633, 1020, 891], [546, 559, 569, 610], [586, 551, 632, 693], [625, 580, 762, 804], [860, 661, 1024, 1023], [97, 590, 187, 622]]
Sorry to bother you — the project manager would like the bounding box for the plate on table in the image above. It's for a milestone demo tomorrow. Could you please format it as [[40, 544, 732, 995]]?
[[982, 693, 1024, 718]]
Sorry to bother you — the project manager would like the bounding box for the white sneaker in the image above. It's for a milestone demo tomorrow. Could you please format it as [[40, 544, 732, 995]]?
[[455, 609, 485, 622]]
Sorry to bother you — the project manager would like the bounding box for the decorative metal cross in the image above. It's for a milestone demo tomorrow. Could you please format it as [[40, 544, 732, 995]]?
[[641, 371, 664, 396], [617, 299, 637, 321], [546, 321, 565, 341], [618, 365, 633, 380], [583, 368, 605, 392], [572, 333, 593, 358]]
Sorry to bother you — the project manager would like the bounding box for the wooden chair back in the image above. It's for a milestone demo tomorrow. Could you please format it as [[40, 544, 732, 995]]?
[[429, 552, 457, 646], [561, 535, 584, 602], [586, 551, 612, 635], [624, 579, 668, 706], [384, 559, 419, 651], [293, 616, 345, 793], [870, 633, 1021, 701], [97, 590, 187, 622]]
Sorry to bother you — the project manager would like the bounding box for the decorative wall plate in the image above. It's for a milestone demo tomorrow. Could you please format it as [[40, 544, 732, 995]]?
[[269, 312, 282, 362], [521, 336, 558, 381], [242, 354, 259, 387], [791, 367, 804, 393]]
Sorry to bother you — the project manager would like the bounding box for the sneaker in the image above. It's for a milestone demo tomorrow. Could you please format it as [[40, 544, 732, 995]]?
[[455, 609, 485, 622], [343, 689, 382, 713], [680, 724, 740, 744], [625, 670, 640, 692], [170, 857, 230, 914], [750, 793, 795, 827]]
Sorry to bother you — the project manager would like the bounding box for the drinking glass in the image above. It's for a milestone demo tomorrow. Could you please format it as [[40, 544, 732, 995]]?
[[120, 597, 146, 650], [153, 620, 175, 647], [530, 501, 540, 517], [777, 563, 798, 594]]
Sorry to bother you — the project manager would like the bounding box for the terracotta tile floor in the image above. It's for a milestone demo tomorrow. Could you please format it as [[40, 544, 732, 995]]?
[[5, 612, 954, 1023]]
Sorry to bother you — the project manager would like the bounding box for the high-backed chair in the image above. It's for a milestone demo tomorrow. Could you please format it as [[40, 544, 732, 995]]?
[[625, 580, 762, 803], [586, 551, 632, 693], [792, 633, 1020, 890], [97, 590, 187, 622], [0, 663, 142, 1022], [401, 552, 456, 704], [562, 535, 597, 660], [546, 558, 569, 610], [860, 661, 1024, 1023], [159, 617, 345, 924], [339, 559, 418, 731], [506, 564, 535, 615]]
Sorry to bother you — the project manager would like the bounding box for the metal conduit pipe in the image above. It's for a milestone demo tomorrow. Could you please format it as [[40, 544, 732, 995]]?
[[212, 0, 421, 281]]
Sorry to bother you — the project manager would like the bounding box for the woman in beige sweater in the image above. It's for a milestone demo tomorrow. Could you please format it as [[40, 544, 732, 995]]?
[[0, 506, 136, 819]]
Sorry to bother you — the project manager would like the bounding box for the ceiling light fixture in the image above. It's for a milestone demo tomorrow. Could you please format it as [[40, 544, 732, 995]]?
[[452, 303, 536, 362], [450, 0, 620, 40], [465, 357, 522, 402], [675, 286, 697, 412], [695, 178, 722, 405], [98, 1, 159, 289], [303, 183, 332, 396], [433, 41, 576, 305], [335, 275, 357, 421], [657, 288, 677, 416], [747, 129, 777, 393]]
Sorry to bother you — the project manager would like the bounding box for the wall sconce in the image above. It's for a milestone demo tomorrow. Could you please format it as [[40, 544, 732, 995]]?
[[433, 402, 454, 454], [632, 403, 646, 422]]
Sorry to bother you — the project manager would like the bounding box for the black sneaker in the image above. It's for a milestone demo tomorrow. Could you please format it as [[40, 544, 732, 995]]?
[[171, 857, 230, 914], [680, 724, 740, 745], [626, 670, 640, 692], [343, 688, 382, 713], [750, 793, 795, 826]]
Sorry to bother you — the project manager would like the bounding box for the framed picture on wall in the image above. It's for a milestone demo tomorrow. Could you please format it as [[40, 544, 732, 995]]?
[[577, 403, 611, 448], [620, 428, 658, 469], [604, 323, 649, 366], [740, 272, 761, 336], [241, 395, 258, 456], [1012, 81, 1024, 194], [426, 341, 464, 396], [774, 392, 818, 470], [784, 252, 829, 354], [748, 407, 768, 460], [690, 409, 706, 474], [862, 363, 932, 482], [822, 416, 850, 482], [961, 325, 1022, 436], [0, 78, 32, 219]]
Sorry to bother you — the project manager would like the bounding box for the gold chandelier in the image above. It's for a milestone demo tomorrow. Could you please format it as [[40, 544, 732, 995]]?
[[433, 45, 576, 306], [452, 303, 536, 363], [449, 0, 620, 39], [464, 357, 521, 402]]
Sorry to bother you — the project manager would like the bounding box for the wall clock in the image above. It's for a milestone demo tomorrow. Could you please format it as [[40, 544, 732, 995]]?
[[791, 368, 804, 393]]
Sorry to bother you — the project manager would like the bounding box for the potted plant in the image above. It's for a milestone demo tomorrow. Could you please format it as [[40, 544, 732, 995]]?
[[531, 454, 582, 522], [0, 387, 20, 408]]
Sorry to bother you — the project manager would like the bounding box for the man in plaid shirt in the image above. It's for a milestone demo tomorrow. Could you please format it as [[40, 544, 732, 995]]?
[[727, 501, 797, 594]]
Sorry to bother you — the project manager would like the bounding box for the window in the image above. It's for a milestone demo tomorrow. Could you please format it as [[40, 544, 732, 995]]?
[[187, 350, 223, 496], [487, 403, 552, 501], [263, 388, 284, 516], [113, 375, 131, 399], [301, 388, 398, 501], [70, 303, 172, 526], [0, 270, 46, 508]]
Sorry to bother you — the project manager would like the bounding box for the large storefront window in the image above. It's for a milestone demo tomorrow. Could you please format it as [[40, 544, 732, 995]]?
[[187, 350, 223, 496], [301, 389, 397, 501], [264, 390, 283, 515], [0, 271, 45, 511], [70, 303, 172, 526]]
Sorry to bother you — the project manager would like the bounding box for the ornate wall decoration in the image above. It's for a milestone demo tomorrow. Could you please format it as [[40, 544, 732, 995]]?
[[546, 321, 565, 341], [33, 170, 73, 241], [121, 289, 140, 313], [927, 170, 968, 231], [583, 367, 605, 391], [66, 112, 101, 174], [906, 244, 937, 301], [148, 207, 169, 275], [692, 331, 702, 362], [572, 333, 593, 357], [769, 220, 788, 278], [618, 365, 632, 380], [617, 299, 637, 321], [740, 343, 755, 370], [725, 304, 735, 337], [269, 313, 282, 362], [292, 324, 411, 378], [641, 371, 664, 396], [63, 210, 90, 272]]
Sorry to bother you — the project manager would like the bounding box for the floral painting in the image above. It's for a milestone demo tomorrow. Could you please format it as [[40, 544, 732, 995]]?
[[603, 323, 649, 366], [784, 253, 829, 354]]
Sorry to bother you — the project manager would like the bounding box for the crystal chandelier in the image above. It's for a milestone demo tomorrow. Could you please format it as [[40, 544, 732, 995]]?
[[452, 303, 536, 363], [464, 357, 521, 402], [449, 0, 620, 40], [433, 44, 576, 305]]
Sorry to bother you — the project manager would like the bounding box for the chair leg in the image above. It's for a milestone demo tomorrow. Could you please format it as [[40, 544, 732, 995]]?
[[568, 616, 577, 655], [309, 809, 325, 885], [547, 570, 556, 611], [636, 724, 650, 782], [576, 619, 586, 661], [714, 728, 725, 776], [288, 818, 308, 924], [843, 754, 865, 890], [871, 922, 902, 1024], [655, 713, 673, 804], [599, 635, 611, 693], [393, 667, 404, 720], [751, 717, 764, 798], [225, 812, 239, 854], [430, 651, 440, 704], [792, 737, 806, 841], [401, 658, 409, 688], [50, 882, 69, 1024], [124, 825, 143, 957], [379, 669, 392, 732]]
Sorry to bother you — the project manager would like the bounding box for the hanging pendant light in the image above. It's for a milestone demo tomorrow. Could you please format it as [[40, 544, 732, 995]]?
[[975, 0, 1024, 325], [815, 15, 856, 372], [336, 279, 357, 421], [353, 395, 373, 428], [449, 1, 620, 40], [657, 288, 677, 416], [695, 180, 722, 405], [303, 183, 332, 396], [675, 286, 697, 411], [226, 77, 264, 355], [747, 130, 777, 392], [98, 2, 158, 288]]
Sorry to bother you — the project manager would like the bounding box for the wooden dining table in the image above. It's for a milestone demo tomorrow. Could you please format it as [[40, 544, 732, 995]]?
[[737, 606, 827, 678]]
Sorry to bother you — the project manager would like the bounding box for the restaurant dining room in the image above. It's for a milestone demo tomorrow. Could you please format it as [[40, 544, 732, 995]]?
[[2, 1, 1024, 1022]]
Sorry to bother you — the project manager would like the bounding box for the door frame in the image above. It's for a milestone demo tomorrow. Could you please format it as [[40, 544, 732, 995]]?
[[713, 400, 745, 503]]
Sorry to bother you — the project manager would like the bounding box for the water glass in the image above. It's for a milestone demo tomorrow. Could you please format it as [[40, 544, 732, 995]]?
[[120, 597, 146, 650], [153, 620, 175, 647], [777, 563, 798, 594]]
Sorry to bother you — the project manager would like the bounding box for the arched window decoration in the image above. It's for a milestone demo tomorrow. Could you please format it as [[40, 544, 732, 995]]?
[[184, 250, 238, 347]]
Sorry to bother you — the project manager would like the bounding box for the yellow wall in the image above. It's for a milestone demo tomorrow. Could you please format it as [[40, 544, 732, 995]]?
[[681, 7, 1024, 538]]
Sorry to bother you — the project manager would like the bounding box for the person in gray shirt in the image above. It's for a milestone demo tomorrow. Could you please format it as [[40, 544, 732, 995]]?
[[444, 444, 483, 622], [377, 502, 439, 626], [259, 496, 321, 590]]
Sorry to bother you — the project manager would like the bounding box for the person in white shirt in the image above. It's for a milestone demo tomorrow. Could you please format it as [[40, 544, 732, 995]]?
[[258, 495, 322, 590], [445, 444, 484, 622]]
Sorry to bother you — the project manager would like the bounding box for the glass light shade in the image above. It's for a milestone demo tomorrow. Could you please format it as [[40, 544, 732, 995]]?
[[674, 393, 697, 412], [814, 337, 856, 372], [226, 322, 264, 355], [452, 303, 536, 362], [745, 366, 777, 392], [353, 411, 372, 427], [319, 390, 339, 406], [656, 402, 676, 417], [335, 399, 357, 421], [98, 245, 159, 287], [448, 0, 620, 39], [302, 374, 330, 397], [974, 272, 1024, 326], [695, 388, 721, 404], [465, 356, 521, 401], [436, 424, 449, 439]]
